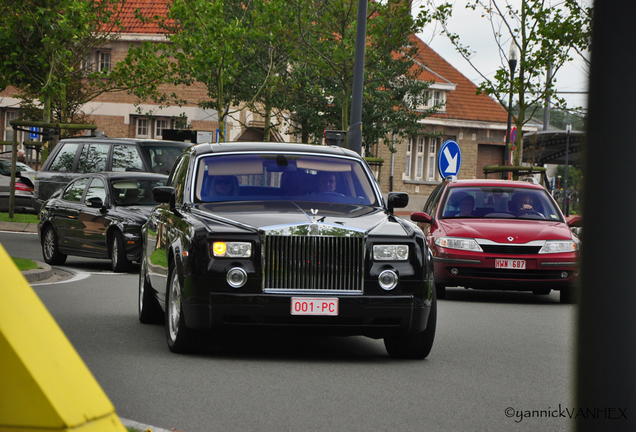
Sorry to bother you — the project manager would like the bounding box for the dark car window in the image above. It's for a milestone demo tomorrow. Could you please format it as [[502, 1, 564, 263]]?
[[441, 186, 563, 221], [62, 178, 90, 202], [193, 153, 378, 206], [48, 143, 81, 172], [112, 145, 144, 172], [85, 178, 106, 202], [169, 152, 190, 203], [78, 143, 109, 173], [111, 177, 168, 206], [142, 146, 186, 174], [423, 182, 445, 216]]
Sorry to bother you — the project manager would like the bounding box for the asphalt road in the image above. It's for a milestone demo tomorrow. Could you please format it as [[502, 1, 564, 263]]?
[[1, 231, 578, 431]]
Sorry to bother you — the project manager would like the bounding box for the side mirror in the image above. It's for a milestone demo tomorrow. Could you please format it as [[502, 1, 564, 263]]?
[[86, 197, 104, 209], [152, 186, 176, 211], [410, 211, 432, 224], [387, 192, 409, 215]]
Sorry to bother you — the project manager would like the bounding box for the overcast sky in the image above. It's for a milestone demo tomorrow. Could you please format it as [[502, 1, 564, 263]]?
[[411, 0, 591, 111]]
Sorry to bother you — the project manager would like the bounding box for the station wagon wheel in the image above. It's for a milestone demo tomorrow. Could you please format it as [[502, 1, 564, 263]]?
[[165, 262, 209, 353], [42, 225, 67, 265], [138, 253, 163, 324], [110, 230, 130, 272], [384, 287, 437, 360]]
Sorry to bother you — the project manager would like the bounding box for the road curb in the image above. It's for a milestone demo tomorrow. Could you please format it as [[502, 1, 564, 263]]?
[[22, 260, 52, 282], [0, 221, 38, 233]]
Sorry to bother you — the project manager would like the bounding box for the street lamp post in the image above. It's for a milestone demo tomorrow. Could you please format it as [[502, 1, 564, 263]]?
[[505, 43, 518, 179], [562, 123, 572, 215]]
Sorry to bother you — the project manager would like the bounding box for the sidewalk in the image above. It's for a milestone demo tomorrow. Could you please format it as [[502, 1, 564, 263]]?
[[0, 221, 38, 233], [0, 221, 54, 282]]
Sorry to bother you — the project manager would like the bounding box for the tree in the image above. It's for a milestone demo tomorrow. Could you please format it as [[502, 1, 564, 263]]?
[[0, 0, 180, 144], [423, 0, 592, 164], [290, 0, 434, 147]]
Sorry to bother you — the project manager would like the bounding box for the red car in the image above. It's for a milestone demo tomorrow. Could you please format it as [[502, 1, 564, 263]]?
[[411, 178, 580, 303]]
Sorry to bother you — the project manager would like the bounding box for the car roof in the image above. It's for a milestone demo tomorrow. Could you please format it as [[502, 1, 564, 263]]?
[[190, 142, 363, 159], [59, 137, 190, 148], [446, 178, 546, 190]]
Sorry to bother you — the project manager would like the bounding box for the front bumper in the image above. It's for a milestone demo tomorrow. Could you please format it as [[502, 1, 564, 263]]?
[[433, 252, 579, 290], [182, 293, 430, 339]]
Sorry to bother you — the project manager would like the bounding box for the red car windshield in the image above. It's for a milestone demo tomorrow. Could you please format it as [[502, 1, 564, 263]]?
[[441, 186, 564, 221]]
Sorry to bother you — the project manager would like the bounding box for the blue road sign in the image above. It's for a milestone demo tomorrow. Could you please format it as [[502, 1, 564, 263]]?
[[437, 139, 462, 178], [30, 127, 39, 140]]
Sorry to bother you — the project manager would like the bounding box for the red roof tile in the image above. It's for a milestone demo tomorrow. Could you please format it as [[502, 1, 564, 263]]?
[[116, 0, 170, 34], [408, 34, 508, 124]]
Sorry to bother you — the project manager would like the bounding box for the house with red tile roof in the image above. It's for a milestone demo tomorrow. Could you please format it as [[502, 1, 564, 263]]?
[[370, 34, 513, 210], [1, 2, 513, 207]]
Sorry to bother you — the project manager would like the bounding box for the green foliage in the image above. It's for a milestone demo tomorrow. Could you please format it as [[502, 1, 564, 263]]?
[[421, 0, 592, 162], [12, 257, 40, 271], [555, 164, 582, 191], [0, 212, 39, 223]]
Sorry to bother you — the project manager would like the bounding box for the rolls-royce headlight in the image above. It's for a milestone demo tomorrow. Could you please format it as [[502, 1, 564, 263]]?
[[539, 240, 579, 254], [212, 241, 252, 257], [434, 237, 483, 252], [373, 245, 409, 261]]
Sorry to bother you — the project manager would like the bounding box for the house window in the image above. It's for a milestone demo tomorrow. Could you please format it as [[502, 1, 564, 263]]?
[[97, 51, 111, 72], [136, 118, 149, 138], [155, 119, 170, 139], [426, 137, 438, 181], [415, 137, 425, 179], [4, 111, 18, 143], [404, 138, 413, 179]]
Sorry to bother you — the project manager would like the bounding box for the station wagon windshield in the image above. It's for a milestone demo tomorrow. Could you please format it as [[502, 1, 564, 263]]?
[[193, 153, 378, 206], [442, 186, 563, 221]]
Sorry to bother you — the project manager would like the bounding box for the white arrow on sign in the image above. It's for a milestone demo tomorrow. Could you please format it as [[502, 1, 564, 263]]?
[[443, 147, 457, 173]]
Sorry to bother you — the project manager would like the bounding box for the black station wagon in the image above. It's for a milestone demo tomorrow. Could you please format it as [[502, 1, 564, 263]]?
[[138, 142, 436, 359], [25, 137, 189, 212]]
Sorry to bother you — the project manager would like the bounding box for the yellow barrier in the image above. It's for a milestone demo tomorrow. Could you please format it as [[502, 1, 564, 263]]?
[[0, 244, 126, 431]]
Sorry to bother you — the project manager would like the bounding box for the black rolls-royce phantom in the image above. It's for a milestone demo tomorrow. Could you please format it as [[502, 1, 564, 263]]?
[[138, 142, 436, 359]]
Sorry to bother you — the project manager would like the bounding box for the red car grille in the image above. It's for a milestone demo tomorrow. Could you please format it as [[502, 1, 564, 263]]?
[[480, 245, 542, 254]]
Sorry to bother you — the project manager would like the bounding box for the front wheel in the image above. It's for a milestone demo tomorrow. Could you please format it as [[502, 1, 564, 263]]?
[[384, 288, 437, 359], [110, 230, 130, 272], [42, 225, 67, 265], [165, 262, 209, 353]]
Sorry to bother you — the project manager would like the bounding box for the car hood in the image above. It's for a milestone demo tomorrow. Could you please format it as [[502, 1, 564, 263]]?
[[192, 201, 411, 236], [437, 218, 574, 243]]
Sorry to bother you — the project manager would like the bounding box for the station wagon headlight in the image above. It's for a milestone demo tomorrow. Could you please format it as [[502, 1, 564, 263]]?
[[435, 237, 483, 252], [539, 240, 579, 254], [212, 241, 252, 257], [373, 245, 409, 261]]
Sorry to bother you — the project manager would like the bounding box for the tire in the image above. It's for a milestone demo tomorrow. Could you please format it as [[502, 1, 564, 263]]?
[[42, 225, 67, 265], [436, 284, 446, 300], [110, 230, 130, 272], [165, 262, 209, 353], [138, 256, 163, 324], [384, 287, 437, 359]]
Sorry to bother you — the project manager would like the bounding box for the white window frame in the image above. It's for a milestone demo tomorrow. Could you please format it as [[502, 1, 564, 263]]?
[[415, 137, 425, 180], [155, 118, 171, 139], [426, 137, 438, 181], [97, 51, 111, 72], [136, 118, 149, 138], [404, 138, 413, 180]]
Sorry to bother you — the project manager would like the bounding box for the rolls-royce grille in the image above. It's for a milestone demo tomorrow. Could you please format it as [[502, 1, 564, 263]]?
[[263, 235, 364, 292]]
